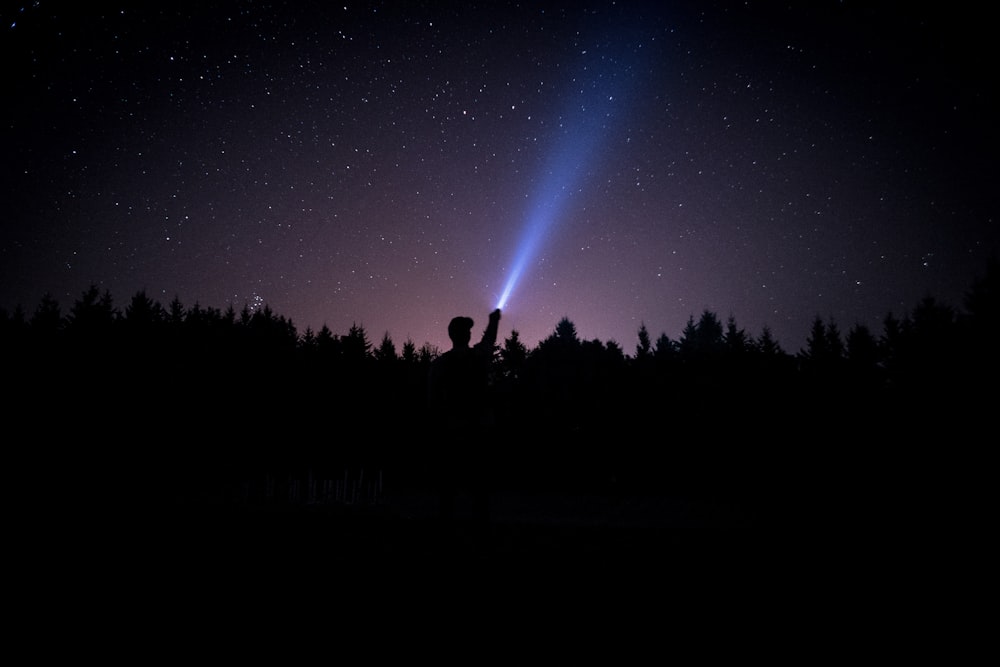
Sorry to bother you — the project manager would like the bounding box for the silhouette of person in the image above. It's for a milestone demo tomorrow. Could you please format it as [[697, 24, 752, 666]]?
[[427, 308, 501, 528]]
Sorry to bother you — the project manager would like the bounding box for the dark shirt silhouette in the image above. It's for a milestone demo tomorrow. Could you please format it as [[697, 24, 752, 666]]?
[[427, 308, 501, 525]]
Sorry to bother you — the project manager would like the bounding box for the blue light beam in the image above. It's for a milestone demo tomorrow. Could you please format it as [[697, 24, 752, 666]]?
[[495, 31, 648, 310]]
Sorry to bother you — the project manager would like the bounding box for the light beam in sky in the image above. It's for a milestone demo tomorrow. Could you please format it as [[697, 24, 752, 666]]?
[[495, 32, 646, 311]]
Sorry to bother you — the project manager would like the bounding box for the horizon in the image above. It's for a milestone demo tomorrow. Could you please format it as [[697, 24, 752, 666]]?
[[4, 257, 991, 357]]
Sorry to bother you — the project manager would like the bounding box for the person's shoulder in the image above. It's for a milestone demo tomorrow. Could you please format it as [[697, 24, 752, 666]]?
[[432, 349, 455, 366]]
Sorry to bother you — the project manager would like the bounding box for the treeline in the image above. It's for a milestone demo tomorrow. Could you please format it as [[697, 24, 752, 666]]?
[[1, 259, 996, 501]]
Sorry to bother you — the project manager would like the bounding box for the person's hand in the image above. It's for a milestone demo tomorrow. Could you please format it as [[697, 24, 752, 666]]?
[[489, 308, 501, 322]]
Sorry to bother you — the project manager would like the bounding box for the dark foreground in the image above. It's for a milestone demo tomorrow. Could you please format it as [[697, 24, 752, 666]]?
[[10, 470, 987, 652], [22, 477, 966, 584]]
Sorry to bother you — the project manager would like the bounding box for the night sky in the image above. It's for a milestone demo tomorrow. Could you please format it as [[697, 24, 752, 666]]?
[[2, 1, 996, 355]]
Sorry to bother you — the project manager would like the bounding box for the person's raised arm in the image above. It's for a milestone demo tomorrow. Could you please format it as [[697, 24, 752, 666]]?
[[479, 308, 501, 350]]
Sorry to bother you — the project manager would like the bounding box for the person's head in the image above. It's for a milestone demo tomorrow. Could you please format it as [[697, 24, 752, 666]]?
[[447, 316, 474, 348]]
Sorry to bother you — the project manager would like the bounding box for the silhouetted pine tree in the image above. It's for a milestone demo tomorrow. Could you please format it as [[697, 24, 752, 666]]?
[[723, 315, 750, 356], [756, 325, 782, 357], [879, 312, 904, 380], [400, 337, 427, 420], [499, 329, 528, 381], [845, 323, 880, 382], [635, 322, 652, 361], [748, 324, 793, 406], [653, 332, 676, 362], [31, 293, 64, 341], [675, 310, 726, 408], [124, 289, 165, 331], [825, 318, 845, 363], [803, 315, 829, 362], [401, 338, 417, 364], [374, 331, 397, 363], [603, 338, 625, 364], [120, 290, 168, 393], [316, 324, 338, 356], [418, 342, 437, 364], [67, 285, 118, 341], [343, 322, 372, 365], [299, 326, 317, 354], [695, 310, 724, 354], [527, 317, 585, 443], [677, 315, 698, 360]]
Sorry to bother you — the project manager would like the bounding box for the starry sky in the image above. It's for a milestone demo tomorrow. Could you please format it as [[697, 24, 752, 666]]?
[[2, 1, 997, 355]]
